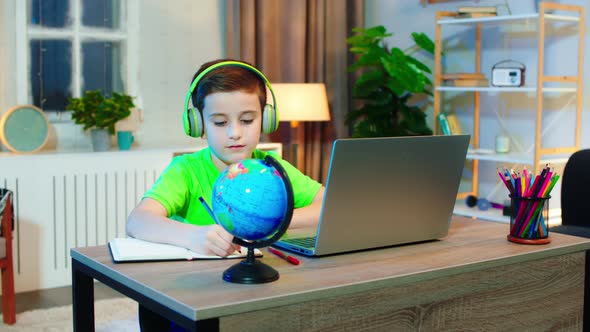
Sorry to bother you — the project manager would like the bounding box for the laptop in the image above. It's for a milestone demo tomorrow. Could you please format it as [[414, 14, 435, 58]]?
[[273, 134, 470, 256]]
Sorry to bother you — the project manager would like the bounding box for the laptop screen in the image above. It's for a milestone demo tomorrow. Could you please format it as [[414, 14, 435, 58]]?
[[276, 135, 469, 256]]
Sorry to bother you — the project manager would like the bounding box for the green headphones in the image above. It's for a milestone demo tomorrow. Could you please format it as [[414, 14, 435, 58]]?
[[183, 61, 279, 138]]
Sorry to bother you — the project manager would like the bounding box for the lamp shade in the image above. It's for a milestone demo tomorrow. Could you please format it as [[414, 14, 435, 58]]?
[[271, 83, 331, 122]]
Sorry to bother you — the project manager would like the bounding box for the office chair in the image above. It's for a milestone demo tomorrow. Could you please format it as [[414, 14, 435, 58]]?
[[550, 149, 590, 237], [0, 189, 15, 325], [549, 149, 590, 332]]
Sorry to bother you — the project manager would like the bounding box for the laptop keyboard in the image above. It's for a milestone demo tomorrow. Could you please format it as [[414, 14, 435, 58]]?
[[281, 236, 316, 248]]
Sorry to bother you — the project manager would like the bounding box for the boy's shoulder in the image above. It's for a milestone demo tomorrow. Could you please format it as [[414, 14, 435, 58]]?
[[169, 148, 213, 172], [170, 148, 280, 169], [173, 147, 209, 162], [163, 148, 215, 185]]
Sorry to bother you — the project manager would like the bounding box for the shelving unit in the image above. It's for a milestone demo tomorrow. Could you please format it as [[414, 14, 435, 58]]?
[[436, 87, 577, 93], [433, 2, 584, 222]]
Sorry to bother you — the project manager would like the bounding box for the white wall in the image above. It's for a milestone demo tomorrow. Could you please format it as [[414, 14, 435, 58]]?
[[136, 0, 224, 147], [0, 0, 223, 151], [366, 0, 589, 205]]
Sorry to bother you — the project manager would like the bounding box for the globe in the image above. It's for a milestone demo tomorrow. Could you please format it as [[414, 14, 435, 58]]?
[[212, 158, 289, 242]]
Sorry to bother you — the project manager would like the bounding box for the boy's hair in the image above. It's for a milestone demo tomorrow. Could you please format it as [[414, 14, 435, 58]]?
[[190, 59, 267, 113]]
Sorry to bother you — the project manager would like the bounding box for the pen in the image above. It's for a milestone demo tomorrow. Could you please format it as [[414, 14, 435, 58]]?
[[268, 247, 300, 265], [198, 196, 219, 223]]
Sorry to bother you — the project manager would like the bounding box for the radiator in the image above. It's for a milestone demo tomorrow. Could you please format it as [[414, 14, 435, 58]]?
[[0, 149, 171, 292]]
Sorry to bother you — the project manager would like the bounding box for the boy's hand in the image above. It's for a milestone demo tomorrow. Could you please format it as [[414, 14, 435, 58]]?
[[189, 225, 241, 257]]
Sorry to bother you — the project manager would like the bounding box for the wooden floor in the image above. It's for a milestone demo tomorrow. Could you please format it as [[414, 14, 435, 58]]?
[[0, 283, 125, 314]]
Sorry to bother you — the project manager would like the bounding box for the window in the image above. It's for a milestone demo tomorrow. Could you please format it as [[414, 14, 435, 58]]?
[[17, 0, 136, 112]]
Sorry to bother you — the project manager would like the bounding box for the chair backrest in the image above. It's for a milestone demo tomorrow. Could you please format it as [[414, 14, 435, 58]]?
[[0, 189, 13, 260], [0, 189, 13, 237], [561, 149, 590, 227]]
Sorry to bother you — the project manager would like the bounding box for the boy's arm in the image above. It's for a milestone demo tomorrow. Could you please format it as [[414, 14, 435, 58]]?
[[289, 186, 325, 229], [126, 198, 240, 257]]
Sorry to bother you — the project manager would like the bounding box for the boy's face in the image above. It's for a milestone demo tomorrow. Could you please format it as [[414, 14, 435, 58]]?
[[202, 90, 262, 171]]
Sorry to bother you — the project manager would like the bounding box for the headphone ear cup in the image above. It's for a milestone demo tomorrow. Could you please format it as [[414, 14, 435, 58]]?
[[184, 107, 204, 137], [261, 104, 278, 134], [183, 108, 191, 136]]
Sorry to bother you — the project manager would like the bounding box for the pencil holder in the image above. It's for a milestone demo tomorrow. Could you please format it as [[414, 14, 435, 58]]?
[[507, 195, 551, 244]]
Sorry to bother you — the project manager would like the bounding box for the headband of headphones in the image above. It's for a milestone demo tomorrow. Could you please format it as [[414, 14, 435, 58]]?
[[183, 61, 279, 137]]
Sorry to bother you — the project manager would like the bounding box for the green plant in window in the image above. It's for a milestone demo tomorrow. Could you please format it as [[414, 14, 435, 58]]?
[[346, 25, 435, 137], [66, 90, 135, 135]]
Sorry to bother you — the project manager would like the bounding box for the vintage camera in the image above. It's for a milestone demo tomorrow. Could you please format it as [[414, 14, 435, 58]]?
[[491, 60, 525, 87]]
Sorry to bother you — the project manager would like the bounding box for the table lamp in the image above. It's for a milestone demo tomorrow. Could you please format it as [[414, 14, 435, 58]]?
[[271, 83, 331, 170]]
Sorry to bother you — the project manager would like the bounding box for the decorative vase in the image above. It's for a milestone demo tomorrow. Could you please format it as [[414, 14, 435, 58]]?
[[90, 128, 111, 152]]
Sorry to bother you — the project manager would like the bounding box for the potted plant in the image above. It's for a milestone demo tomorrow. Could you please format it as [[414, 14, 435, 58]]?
[[346, 25, 435, 137], [66, 90, 135, 151]]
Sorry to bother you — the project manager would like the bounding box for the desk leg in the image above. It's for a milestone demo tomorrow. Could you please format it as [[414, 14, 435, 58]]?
[[196, 318, 220, 331], [72, 260, 95, 332]]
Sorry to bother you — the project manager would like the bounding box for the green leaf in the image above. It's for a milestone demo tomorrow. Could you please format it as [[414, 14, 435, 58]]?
[[347, 26, 391, 44], [349, 46, 390, 71], [412, 32, 435, 55], [399, 106, 433, 135], [382, 49, 423, 93], [363, 26, 392, 38], [384, 77, 407, 97], [353, 70, 386, 97], [405, 56, 432, 74]]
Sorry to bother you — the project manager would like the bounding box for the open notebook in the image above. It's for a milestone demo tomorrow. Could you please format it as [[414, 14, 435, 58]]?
[[108, 237, 262, 263]]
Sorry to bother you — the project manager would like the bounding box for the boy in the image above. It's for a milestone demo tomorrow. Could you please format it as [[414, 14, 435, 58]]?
[[126, 59, 325, 331]]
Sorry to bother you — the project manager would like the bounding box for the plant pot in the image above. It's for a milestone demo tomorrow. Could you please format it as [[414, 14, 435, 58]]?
[[90, 128, 111, 152]]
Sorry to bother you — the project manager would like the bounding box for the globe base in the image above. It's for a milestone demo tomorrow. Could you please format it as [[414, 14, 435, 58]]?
[[223, 259, 279, 284]]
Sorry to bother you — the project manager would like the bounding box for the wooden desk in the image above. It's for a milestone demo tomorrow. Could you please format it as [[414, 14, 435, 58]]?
[[71, 217, 590, 331]]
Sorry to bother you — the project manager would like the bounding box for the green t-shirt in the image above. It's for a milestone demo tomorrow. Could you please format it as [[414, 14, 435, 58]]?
[[144, 147, 322, 226]]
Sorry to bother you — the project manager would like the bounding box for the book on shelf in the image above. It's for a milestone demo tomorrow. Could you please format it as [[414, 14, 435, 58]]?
[[457, 12, 497, 18], [457, 6, 497, 14], [108, 237, 262, 263], [451, 79, 489, 87], [441, 73, 486, 81], [437, 113, 452, 135], [467, 148, 496, 155], [446, 113, 462, 135]]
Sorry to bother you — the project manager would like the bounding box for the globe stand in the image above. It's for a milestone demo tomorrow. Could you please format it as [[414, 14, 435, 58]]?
[[221, 155, 294, 284], [223, 245, 279, 283]]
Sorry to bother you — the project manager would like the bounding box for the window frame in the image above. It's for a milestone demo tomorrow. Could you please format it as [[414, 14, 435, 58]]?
[[15, 0, 139, 120]]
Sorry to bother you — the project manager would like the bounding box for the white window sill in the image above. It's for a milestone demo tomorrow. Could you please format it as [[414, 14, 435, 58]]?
[[0, 141, 283, 158]]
